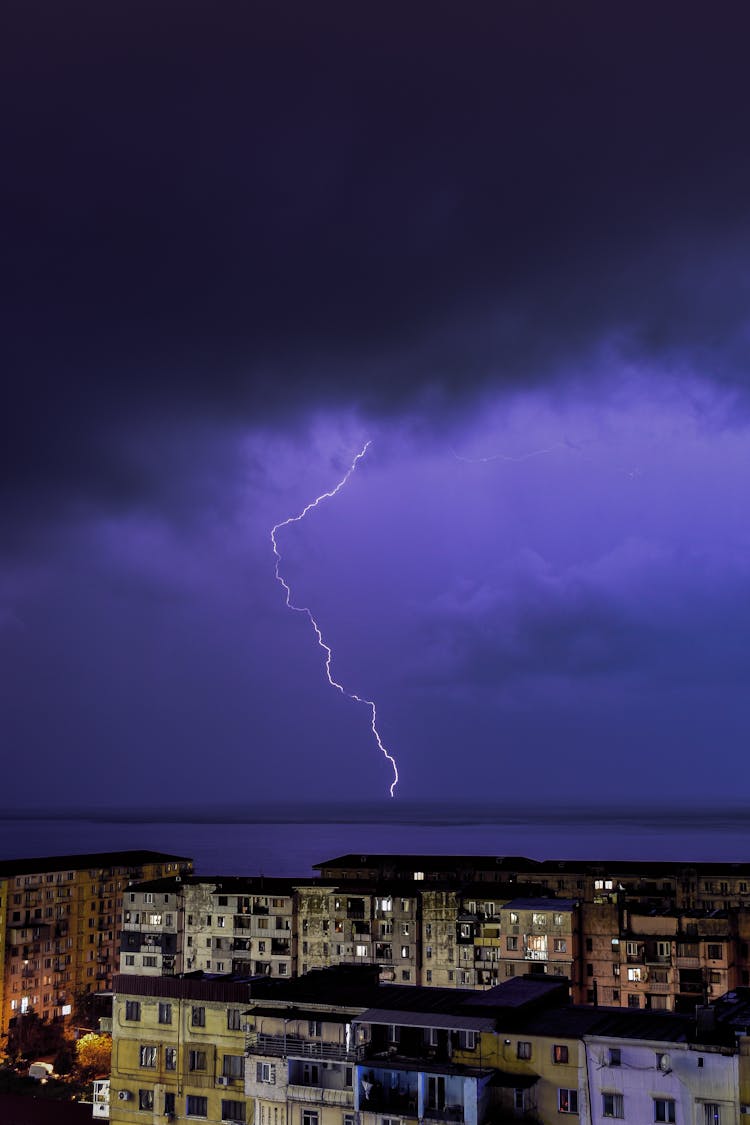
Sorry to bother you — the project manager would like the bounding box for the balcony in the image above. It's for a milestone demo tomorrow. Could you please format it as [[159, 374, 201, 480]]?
[[424, 1107, 464, 1124], [246, 1032, 364, 1063], [362, 1089, 418, 1116], [287, 1086, 354, 1106]]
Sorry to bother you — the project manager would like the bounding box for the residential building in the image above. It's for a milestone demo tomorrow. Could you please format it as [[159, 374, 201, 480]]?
[[0, 850, 192, 1034], [110, 966, 749, 1125]]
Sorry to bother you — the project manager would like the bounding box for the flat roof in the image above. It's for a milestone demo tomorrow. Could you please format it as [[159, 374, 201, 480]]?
[[0, 850, 192, 877]]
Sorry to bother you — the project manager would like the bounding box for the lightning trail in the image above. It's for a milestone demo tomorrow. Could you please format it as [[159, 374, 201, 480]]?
[[271, 441, 399, 797]]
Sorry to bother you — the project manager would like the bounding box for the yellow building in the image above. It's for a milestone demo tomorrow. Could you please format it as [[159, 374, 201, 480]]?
[[0, 850, 192, 1035], [110, 973, 252, 1123]]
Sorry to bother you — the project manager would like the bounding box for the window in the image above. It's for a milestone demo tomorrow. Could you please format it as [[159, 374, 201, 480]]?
[[532, 913, 546, 926], [143, 955, 157, 967], [186, 1095, 208, 1117], [506, 936, 519, 951], [221, 1103, 246, 1123], [559, 1088, 579, 1114], [707, 944, 723, 960], [608, 1048, 621, 1067], [139, 1089, 154, 1110], [456, 1029, 476, 1049], [401, 946, 410, 958], [257, 1062, 276, 1084], [189, 1050, 207, 1071], [517, 1041, 531, 1060], [509, 911, 519, 924], [553, 1044, 569, 1064], [426, 945, 433, 959], [309, 1020, 322, 1036], [626, 941, 640, 956], [654, 1098, 676, 1123], [124, 954, 135, 966], [227, 1008, 242, 1030], [627, 967, 643, 981], [125, 1000, 141, 1021], [553, 913, 564, 925], [302, 1113, 318, 1125], [165, 1047, 177, 1070], [703, 1106, 721, 1125], [223, 1054, 244, 1078], [192, 1006, 205, 1027], [628, 994, 640, 1008], [603, 1093, 624, 1118], [139, 1045, 157, 1068], [554, 938, 567, 953], [165, 1092, 176, 1115], [217, 915, 226, 927]]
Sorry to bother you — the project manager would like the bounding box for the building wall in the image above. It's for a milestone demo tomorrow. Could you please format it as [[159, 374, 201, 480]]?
[[109, 977, 250, 1125], [585, 1037, 738, 1125]]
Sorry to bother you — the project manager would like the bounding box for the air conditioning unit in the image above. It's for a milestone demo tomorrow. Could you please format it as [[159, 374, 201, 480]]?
[[217, 1076, 230, 1086], [118, 1090, 132, 1101]]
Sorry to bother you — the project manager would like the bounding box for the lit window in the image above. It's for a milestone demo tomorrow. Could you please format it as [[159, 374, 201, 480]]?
[[553, 1044, 569, 1064], [559, 1089, 579, 1114]]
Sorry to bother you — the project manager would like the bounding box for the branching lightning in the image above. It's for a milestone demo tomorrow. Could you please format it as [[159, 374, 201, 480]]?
[[271, 441, 399, 797]]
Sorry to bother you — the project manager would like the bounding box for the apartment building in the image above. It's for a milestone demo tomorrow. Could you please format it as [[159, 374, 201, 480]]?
[[120, 877, 301, 981], [109, 966, 750, 1125], [110, 973, 252, 1123], [0, 850, 192, 1035], [295, 883, 421, 985], [315, 854, 750, 912]]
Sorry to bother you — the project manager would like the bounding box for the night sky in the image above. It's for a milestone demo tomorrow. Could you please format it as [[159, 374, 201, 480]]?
[[4, 4, 750, 806]]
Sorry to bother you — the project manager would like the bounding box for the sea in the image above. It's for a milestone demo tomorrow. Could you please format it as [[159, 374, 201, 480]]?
[[1, 802, 749, 876]]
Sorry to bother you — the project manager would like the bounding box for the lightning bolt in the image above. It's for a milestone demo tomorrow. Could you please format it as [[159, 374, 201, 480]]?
[[271, 441, 399, 798]]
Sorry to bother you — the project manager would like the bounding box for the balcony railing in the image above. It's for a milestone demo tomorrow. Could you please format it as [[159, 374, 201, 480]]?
[[424, 1106, 464, 1124], [287, 1085, 354, 1106], [246, 1033, 364, 1063]]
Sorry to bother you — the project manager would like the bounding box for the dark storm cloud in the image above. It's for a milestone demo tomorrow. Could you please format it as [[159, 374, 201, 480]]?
[[4, 2, 750, 530]]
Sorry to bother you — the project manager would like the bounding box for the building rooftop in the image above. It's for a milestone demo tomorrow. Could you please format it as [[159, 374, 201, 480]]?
[[0, 849, 192, 877]]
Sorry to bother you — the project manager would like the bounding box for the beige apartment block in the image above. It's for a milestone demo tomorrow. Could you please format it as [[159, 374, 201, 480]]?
[[295, 884, 421, 985], [120, 877, 299, 981]]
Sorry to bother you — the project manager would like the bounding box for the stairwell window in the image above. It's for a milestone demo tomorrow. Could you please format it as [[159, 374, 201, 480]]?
[[189, 1050, 207, 1072], [702, 1107, 721, 1125], [517, 1041, 531, 1060], [139, 1045, 157, 1068]]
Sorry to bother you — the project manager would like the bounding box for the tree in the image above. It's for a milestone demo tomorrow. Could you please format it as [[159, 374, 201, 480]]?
[[75, 1032, 111, 1077], [5, 1010, 65, 1064]]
